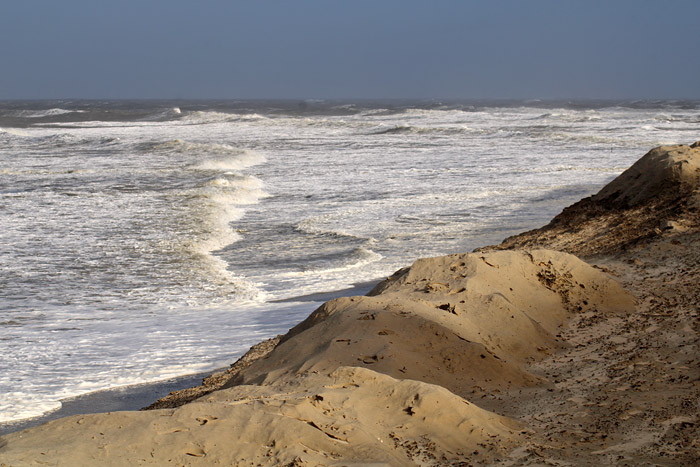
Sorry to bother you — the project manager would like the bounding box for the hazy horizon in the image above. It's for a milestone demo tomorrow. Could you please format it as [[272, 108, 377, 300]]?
[[2, 1, 699, 100]]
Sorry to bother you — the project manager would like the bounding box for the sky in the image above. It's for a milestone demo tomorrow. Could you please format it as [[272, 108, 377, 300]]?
[[1, 0, 699, 100]]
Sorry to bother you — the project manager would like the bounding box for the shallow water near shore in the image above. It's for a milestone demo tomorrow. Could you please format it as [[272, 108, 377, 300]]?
[[0, 371, 212, 437], [1, 99, 698, 425]]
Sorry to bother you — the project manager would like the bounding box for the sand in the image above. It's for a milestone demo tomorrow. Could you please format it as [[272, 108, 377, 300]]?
[[1, 143, 698, 466]]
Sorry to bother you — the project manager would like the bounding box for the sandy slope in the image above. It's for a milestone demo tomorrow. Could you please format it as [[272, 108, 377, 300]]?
[[1, 143, 698, 466], [478, 143, 700, 465], [0, 367, 525, 466]]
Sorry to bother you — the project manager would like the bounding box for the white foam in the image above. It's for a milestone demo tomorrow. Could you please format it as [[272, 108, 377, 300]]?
[[0, 127, 29, 137], [179, 163, 271, 305], [18, 108, 85, 118], [180, 111, 268, 125], [192, 150, 266, 171], [0, 393, 62, 423], [279, 247, 383, 278]]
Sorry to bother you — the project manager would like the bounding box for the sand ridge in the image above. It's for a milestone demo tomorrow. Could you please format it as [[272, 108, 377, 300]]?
[[221, 249, 633, 397], [489, 143, 700, 257]]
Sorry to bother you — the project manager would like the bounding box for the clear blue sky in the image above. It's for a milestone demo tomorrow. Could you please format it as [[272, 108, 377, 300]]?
[[2, 0, 699, 100]]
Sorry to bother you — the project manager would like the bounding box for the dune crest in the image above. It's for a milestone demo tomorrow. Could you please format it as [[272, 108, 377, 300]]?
[[492, 143, 700, 256], [222, 249, 633, 398]]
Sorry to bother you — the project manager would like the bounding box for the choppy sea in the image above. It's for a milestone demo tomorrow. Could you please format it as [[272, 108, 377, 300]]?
[[1, 99, 698, 424]]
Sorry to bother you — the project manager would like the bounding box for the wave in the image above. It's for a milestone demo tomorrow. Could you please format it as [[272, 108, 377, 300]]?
[[372, 125, 414, 135], [139, 107, 183, 122], [528, 110, 602, 122], [191, 150, 266, 172], [27, 133, 120, 149], [15, 108, 85, 119], [177, 169, 271, 304], [278, 246, 383, 278], [652, 114, 700, 124], [204, 184, 270, 207], [541, 132, 625, 145], [139, 140, 267, 171], [371, 124, 478, 136], [31, 133, 83, 147], [295, 217, 371, 242], [207, 173, 265, 191], [193, 174, 270, 248], [0, 127, 30, 137], [179, 111, 268, 125], [139, 139, 238, 153]]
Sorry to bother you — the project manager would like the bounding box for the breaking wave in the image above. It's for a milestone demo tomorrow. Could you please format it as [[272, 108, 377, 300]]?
[[15, 108, 85, 118], [139, 140, 267, 171], [278, 246, 382, 278], [191, 150, 266, 171], [180, 111, 268, 125], [371, 124, 478, 136]]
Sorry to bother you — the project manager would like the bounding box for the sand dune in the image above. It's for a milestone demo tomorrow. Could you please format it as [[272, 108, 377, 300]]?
[[1, 143, 698, 465], [0, 367, 524, 465], [492, 143, 700, 256], [222, 249, 633, 399]]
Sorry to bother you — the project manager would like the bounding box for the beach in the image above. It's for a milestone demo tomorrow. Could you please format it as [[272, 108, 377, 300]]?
[[5, 100, 694, 425], [1, 143, 698, 465], [2, 0, 699, 463]]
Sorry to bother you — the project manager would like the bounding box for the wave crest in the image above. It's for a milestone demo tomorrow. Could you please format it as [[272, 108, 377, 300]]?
[[192, 151, 266, 172], [279, 246, 383, 278], [371, 124, 477, 136], [180, 111, 268, 125], [15, 108, 85, 118]]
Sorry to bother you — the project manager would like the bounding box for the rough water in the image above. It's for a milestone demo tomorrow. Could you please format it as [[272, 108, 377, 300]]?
[[1, 99, 698, 423]]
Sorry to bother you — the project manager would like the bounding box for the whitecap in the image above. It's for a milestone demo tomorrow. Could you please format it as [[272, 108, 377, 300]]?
[[191, 150, 266, 171], [180, 111, 268, 125], [18, 108, 84, 118]]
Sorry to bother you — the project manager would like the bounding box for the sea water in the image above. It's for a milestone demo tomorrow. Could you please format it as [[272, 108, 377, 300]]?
[[1, 99, 698, 423]]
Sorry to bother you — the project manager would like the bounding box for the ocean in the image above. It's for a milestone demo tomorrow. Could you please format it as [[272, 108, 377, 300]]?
[[1, 99, 698, 424]]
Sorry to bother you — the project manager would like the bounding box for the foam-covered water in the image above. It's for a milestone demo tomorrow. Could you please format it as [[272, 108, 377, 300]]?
[[1, 99, 698, 423]]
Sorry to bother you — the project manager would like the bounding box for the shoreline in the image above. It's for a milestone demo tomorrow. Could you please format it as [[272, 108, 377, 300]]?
[[2, 143, 698, 465], [0, 279, 381, 436], [270, 279, 379, 303], [0, 371, 216, 437]]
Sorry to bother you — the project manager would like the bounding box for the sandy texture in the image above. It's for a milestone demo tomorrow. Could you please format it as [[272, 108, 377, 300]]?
[[480, 229, 700, 466], [221, 249, 633, 398], [476, 143, 700, 465], [1, 143, 698, 466], [489, 143, 700, 257], [0, 367, 524, 466]]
